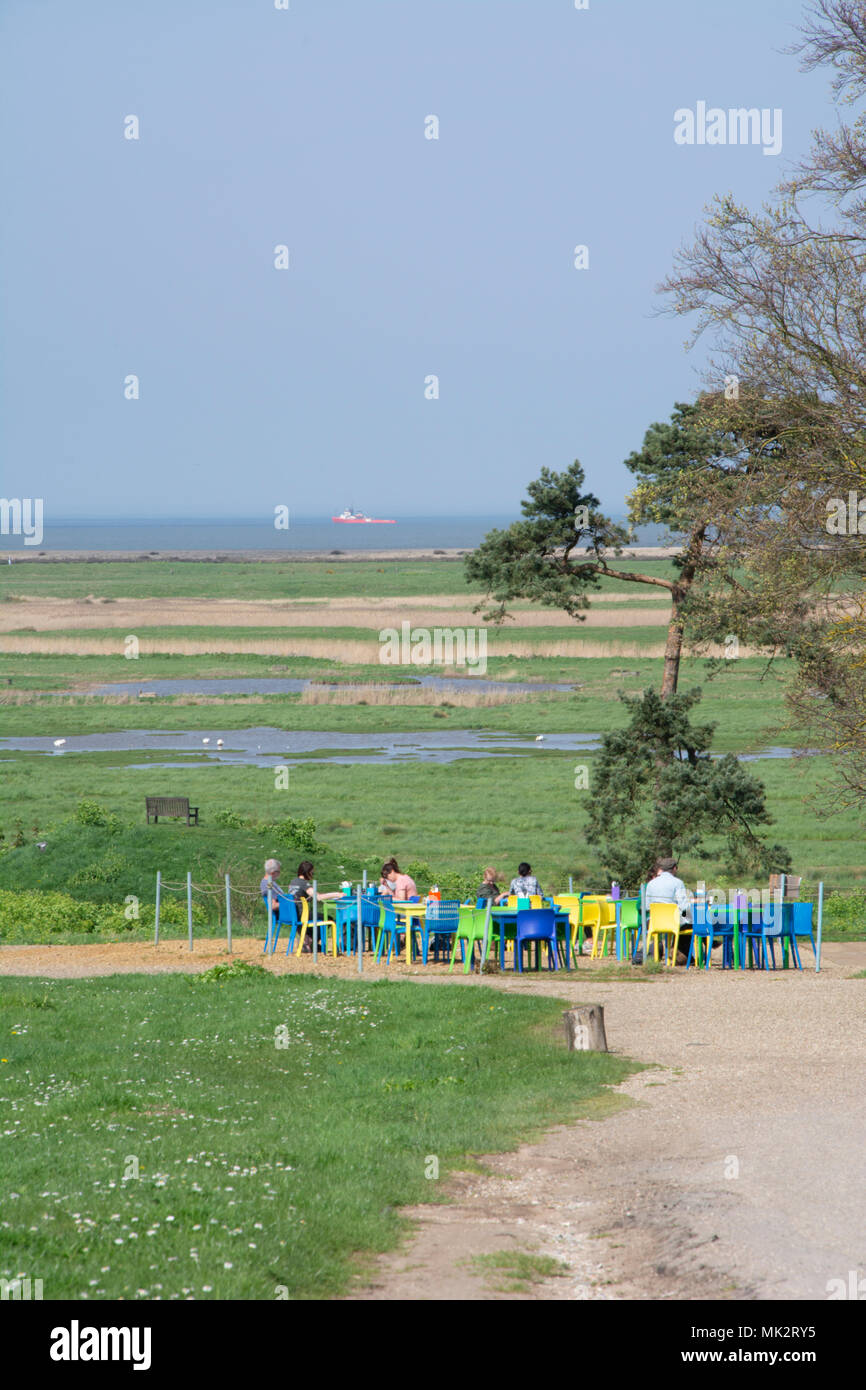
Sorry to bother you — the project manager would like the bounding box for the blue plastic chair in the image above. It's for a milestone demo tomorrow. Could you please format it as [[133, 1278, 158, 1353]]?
[[420, 899, 461, 963], [279, 896, 306, 955], [374, 902, 418, 965], [687, 901, 737, 969], [359, 895, 383, 953], [740, 899, 803, 971], [787, 901, 817, 960], [514, 908, 559, 973], [262, 890, 292, 953]]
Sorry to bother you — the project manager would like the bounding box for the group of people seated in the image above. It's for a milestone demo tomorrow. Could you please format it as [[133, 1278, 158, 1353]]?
[[260, 852, 698, 961], [261, 857, 558, 911]]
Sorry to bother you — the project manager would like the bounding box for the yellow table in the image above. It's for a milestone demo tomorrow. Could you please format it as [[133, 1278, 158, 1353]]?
[[388, 900, 427, 964]]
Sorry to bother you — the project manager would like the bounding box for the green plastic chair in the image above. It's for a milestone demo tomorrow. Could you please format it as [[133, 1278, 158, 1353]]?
[[618, 898, 641, 960], [449, 905, 497, 973]]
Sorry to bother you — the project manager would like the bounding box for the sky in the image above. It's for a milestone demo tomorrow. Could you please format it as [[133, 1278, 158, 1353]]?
[[0, 0, 836, 520]]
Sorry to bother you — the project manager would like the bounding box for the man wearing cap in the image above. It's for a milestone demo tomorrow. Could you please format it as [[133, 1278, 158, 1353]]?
[[641, 856, 693, 964]]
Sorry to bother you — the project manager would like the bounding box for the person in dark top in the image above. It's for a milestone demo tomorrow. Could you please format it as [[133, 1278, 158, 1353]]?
[[476, 867, 500, 901], [286, 861, 340, 904]]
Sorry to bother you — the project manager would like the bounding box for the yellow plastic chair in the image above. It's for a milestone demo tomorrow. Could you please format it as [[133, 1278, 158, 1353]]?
[[591, 899, 618, 958], [574, 899, 600, 954], [294, 897, 338, 958], [553, 894, 583, 945], [647, 902, 681, 964]]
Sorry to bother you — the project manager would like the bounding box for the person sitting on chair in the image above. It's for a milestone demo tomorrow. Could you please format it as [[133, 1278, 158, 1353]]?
[[287, 860, 340, 904], [378, 858, 417, 901], [261, 858, 284, 904], [476, 867, 500, 901], [642, 856, 693, 964], [497, 862, 541, 904]]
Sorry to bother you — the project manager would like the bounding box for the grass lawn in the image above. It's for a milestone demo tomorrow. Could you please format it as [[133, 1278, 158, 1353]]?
[[0, 557, 679, 602], [0, 969, 634, 1300]]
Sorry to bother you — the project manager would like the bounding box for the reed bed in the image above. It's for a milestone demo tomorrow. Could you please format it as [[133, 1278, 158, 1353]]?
[[0, 596, 670, 634], [0, 634, 763, 660]]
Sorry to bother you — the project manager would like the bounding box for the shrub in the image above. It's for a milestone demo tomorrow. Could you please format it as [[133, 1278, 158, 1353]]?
[[143, 895, 208, 929], [213, 809, 251, 829], [266, 816, 323, 855], [69, 852, 133, 888], [0, 889, 128, 942], [72, 800, 120, 832], [193, 960, 269, 984], [823, 889, 866, 936]]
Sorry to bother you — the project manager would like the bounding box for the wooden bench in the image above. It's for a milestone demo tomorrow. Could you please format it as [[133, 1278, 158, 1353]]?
[[146, 796, 199, 826]]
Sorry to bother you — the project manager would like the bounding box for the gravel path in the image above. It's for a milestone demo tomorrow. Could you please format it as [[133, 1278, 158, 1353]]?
[[2, 938, 863, 1300]]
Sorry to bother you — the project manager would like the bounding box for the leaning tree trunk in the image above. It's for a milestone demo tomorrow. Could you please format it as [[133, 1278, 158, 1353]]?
[[660, 595, 685, 698]]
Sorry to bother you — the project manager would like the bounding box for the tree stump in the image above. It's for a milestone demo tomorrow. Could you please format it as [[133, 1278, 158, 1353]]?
[[563, 1004, 608, 1052]]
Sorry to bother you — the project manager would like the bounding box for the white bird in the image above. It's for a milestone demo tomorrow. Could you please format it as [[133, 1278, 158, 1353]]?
[[202, 738, 210, 745], [216, 738, 224, 748], [53, 738, 66, 747], [535, 734, 545, 743]]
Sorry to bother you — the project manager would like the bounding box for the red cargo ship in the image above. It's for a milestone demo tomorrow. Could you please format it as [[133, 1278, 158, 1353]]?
[[331, 508, 396, 524]]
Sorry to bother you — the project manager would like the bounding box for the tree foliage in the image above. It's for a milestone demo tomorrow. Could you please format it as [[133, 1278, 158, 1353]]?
[[584, 688, 791, 889]]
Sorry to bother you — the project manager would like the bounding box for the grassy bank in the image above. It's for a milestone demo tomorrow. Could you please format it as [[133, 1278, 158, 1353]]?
[[1, 751, 864, 900], [0, 971, 634, 1299]]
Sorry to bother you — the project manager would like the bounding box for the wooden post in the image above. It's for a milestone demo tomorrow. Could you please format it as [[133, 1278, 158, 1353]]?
[[563, 1004, 608, 1052], [225, 873, 232, 954], [187, 871, 193, 952], [154, 871, 161, 946], [816, 880, 824, 974]]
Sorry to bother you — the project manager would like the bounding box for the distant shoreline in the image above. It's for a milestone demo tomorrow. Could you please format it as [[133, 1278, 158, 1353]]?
[[2, 546, 680, 564]]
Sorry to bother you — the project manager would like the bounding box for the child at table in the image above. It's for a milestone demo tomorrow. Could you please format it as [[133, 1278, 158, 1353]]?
[[476, 867, 500, 901]]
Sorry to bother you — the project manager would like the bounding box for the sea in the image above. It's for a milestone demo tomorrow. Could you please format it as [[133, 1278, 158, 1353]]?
[[0, 516, 666, 553]]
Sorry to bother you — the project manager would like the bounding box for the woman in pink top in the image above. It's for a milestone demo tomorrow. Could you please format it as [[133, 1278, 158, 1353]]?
[[379, 858, 417, 901]]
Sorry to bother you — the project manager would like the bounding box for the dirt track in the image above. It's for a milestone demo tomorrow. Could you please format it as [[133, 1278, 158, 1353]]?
[[2, 938, 863, 1301]]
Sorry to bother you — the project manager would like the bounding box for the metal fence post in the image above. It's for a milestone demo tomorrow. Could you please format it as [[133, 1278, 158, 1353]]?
[[479, 899, 492, 973], [640, 881, 647, 963], [187, 871, 193, 951], [225, 873, 232, 954], [154, 871, 161, 946], [357, 884, 363, 973], [312, 880, 318, 963]]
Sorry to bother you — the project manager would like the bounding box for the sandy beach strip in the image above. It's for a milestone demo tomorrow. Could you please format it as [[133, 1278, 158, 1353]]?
[[1, 546, 681, 565]]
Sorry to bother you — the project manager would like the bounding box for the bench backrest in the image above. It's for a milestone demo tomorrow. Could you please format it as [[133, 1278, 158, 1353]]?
[[146, 797, 190, 815]]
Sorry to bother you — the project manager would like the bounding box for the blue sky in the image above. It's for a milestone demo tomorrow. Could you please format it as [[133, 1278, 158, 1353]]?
[[0, 0, 833, 520]]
